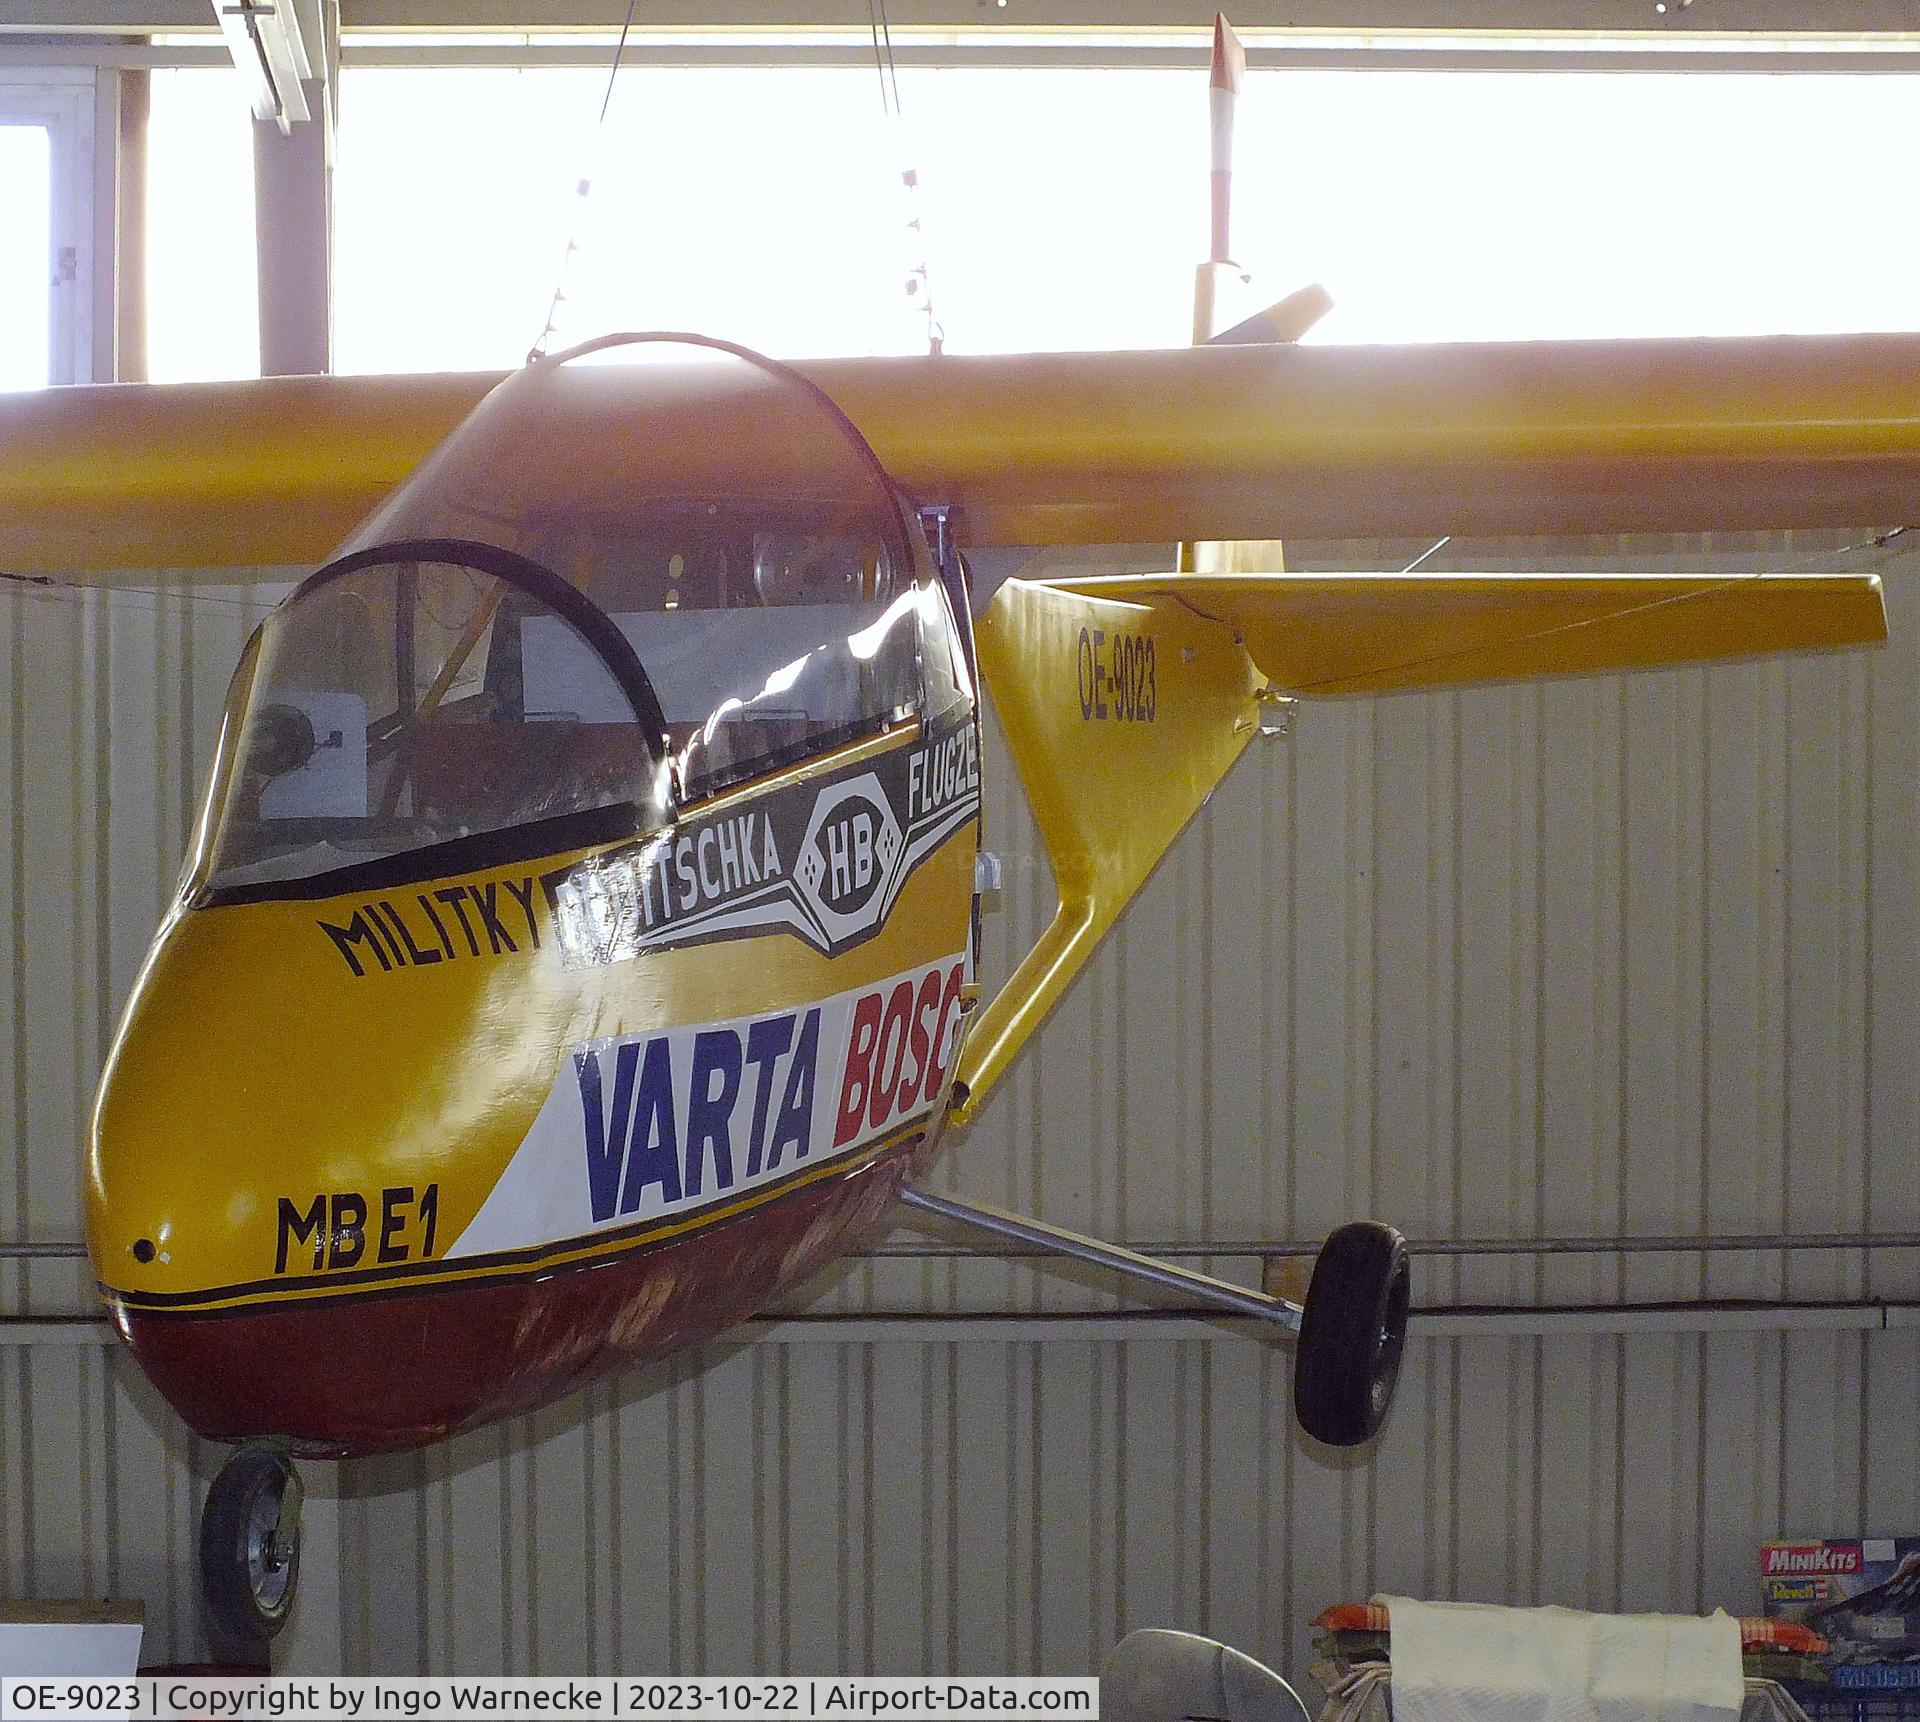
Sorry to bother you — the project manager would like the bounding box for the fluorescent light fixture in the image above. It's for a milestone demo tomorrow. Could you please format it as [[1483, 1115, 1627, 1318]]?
[[213, 0, 311, 133], [330, 25, 1920, 58]]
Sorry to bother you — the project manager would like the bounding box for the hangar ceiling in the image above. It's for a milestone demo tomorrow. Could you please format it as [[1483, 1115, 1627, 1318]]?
[[5, 2, 1919, 76], [5, 0, 1920, 36]]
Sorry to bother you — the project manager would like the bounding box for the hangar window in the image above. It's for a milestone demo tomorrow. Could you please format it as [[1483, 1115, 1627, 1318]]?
[[0, 125, 50, 389], [147, 68, 259, 382], [313, 62, 1920, 364], [0, 69, 94, 386], [134, 50, 1920, 367]]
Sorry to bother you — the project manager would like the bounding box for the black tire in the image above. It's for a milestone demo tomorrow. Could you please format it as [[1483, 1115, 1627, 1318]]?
[[1292, 1221, 1410, 1447], [200, 1444, 302, 1646]]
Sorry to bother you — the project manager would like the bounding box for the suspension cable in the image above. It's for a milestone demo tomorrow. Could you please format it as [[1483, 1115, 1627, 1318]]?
[[527, 0, 642, 366]]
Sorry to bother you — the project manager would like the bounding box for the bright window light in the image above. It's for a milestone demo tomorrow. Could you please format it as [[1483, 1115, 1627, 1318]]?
[[147, 67, 260, 382], [331, 64, 1920, 370], [143, 60, 1920, 381], [332, 67, 933, 372], [1235, 68, 1920, 343], [0, 124, 51, 391]]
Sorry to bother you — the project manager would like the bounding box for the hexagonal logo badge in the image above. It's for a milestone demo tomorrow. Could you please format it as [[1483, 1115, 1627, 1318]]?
[[795, 772, 904, 947]]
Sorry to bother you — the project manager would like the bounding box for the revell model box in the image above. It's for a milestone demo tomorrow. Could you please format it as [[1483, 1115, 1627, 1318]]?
[[1763, 1539, 1920, 1692]]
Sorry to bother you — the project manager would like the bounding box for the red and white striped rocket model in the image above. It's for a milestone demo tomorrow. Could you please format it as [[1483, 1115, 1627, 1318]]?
[[1209, 10, 1246, 267]]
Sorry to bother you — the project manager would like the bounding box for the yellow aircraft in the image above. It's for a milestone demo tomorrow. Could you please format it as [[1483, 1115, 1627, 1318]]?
[[0, 15, 1912, 1645], [0, 321, 1905, 1644]]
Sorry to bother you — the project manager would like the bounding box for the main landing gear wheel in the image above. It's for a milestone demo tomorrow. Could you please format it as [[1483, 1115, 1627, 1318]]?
[[1292, 1221, 1410, 1447], [200, 1441, 304, 1647]]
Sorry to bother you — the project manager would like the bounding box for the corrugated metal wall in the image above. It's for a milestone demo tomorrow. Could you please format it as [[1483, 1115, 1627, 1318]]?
[[5, 540, 1918, 1678]]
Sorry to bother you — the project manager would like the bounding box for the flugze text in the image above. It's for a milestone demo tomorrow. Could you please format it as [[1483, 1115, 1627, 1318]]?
[[908, 723, 979, 815]]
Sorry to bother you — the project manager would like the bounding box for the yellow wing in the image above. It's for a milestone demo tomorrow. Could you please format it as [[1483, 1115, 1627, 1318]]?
[[4, 332, 1920, 574]]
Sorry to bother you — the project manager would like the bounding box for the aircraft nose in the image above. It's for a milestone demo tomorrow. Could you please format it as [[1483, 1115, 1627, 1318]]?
[[90, 840, 969, 1456], [84, 876, 566, 1453]]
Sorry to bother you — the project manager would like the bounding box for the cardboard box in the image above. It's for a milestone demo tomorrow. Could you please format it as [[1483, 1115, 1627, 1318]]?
[[1762, 1539, 1920, 1692]]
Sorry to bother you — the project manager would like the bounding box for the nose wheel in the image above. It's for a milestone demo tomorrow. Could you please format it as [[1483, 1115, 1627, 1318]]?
[[200, 1441, 303, 1648]]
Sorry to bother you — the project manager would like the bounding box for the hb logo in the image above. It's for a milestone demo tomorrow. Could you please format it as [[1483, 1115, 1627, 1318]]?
[[796, 774, 903, 944]]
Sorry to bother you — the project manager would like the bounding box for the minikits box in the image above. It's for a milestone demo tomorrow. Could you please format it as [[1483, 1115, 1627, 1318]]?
[[1763, 1539, 1920, 1691]]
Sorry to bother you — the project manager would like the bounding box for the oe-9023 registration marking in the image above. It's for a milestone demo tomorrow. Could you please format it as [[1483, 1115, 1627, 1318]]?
[[1075, 626, 1156, 723]]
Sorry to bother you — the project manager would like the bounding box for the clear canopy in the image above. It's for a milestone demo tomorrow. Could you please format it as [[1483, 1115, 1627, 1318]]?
[[191, 337, 930, 899]]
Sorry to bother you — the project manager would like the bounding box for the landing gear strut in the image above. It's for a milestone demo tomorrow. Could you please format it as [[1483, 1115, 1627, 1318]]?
[[898, 1190, 1410, 1447], [200, 1440, 304, 1648]]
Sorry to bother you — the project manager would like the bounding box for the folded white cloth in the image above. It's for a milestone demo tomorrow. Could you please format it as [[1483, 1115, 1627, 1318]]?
[[1378, 1597, 1744, 1722]]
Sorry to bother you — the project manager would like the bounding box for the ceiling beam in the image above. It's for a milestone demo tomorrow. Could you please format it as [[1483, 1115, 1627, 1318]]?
[[355, 42, 1920, 76], [11, 37, 1918, 70], [338, 1, 1920, 33], [8, 0, 1920, 37], [0, 2, 206, 30]]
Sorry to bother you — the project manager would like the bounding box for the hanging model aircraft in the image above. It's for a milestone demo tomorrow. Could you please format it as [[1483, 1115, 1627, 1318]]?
[[0, 325, 1904, 1648], [0, 18, 1915, 1654]]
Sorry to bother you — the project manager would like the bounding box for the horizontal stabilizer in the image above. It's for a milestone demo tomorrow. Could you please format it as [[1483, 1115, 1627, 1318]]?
[[1043, 570, 1887, 695]]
